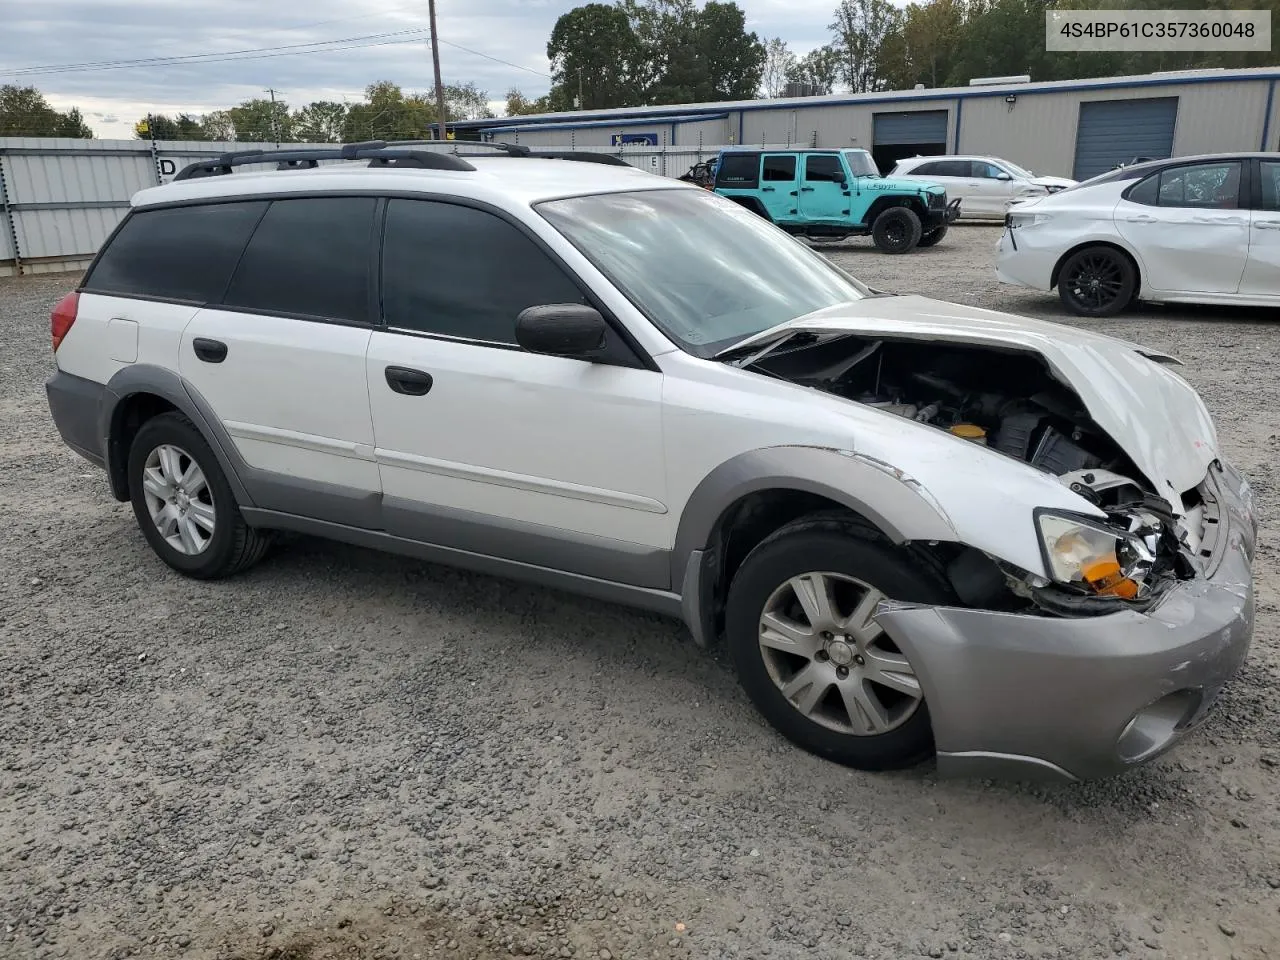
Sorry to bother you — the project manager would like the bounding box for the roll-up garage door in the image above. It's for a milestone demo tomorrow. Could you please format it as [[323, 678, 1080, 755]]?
[[872, 110, 948, 173], [1072, 97, 1178, 181], [873, 110, 949, 146]]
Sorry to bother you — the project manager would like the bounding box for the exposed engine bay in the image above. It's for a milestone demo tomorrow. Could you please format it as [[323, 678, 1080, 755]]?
[[741, 333, 1200, 610]]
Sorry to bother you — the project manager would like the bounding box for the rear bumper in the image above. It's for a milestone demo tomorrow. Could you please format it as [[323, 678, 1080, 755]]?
[[995, 223, 1056, 290], [879, 460, 1258, 782], [46, 370, 107, 467]]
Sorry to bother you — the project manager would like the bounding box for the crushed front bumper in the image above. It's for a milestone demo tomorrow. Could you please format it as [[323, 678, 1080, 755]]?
[[878, 460, 1258, 782]]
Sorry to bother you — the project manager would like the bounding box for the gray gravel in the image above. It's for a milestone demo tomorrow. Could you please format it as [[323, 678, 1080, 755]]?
[[2, 224, 1278, 960]]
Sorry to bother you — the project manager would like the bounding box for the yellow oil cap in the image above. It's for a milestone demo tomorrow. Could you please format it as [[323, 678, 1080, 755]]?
[[950, 423, 987, 444]]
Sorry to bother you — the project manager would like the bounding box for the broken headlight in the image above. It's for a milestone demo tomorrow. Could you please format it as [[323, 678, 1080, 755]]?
[[1036, 511, 1159, 599]]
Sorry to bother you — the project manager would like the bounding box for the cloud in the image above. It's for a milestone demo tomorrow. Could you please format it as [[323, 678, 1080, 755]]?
[[4, 0, 861, 138]]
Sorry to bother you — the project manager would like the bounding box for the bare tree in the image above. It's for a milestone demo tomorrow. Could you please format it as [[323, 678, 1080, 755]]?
[[760, 37, 797, 98]]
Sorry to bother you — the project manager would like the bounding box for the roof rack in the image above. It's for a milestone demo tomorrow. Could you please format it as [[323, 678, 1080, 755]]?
[[172, 140, 476, 181], [385, 139, 634, 168]]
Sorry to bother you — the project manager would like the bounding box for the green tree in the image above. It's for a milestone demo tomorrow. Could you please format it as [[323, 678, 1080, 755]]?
[[0, 85, 93, 138], [134, 113, 209, 140], [878, 0, 966, 90], [619, 0, 764, 103], [505, 88, 553, 116], [341, 82, 435, 141], [761, 38, 797, 98], [829, 0, 904, 92], [547, 3, 646, 109], [201, 110, 236, 141], [697, 2, 766, 100], [445, 82, 495, 121], [228, 97, 294, 142], [292, 101, 348, 143], [788, 45, 842, 94]]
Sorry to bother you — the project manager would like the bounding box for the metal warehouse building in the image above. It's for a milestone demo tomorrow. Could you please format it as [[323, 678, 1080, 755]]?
[[456, 67, 1280, 181]]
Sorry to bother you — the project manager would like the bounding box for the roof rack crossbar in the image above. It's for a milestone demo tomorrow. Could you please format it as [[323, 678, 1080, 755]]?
[[173, 144, 475, 181]]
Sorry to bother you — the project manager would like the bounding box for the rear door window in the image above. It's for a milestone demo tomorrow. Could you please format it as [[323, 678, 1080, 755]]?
[[761, 155, 797, 182], [83, 201, 267, 302], [221, 197, 378, 323]]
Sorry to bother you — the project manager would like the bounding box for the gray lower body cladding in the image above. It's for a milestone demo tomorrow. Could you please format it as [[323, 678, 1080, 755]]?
[[45, 370, 106, 467]]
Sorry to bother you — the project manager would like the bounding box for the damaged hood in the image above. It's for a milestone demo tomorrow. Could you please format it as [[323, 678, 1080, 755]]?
[[720, 295, 1217, 506], [1029, 175, 1077, 190]]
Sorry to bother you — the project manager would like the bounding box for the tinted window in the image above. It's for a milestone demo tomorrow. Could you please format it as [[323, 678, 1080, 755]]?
[[911, 161, 941, 175], [1155, 161, 1241, 209], [221, 198, 376, 323], [972, 161, 1006, 179], [84, 201, 266, 301], [805, 155, 844, 181], [930, 160, 970, 177], [383, 200, 586, 344], [1126, 173, 1160, 206], [1260, 160, 1280, 211], [716, 153, 759, 188], [762, 155, 797, 181]]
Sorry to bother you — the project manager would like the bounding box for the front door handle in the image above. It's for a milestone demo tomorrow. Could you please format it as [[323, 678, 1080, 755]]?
[[192, 338, 227, 363], [1254, 219, 1280, 229], [800, 186, 815, 192], [385, 365, 434, 396], [761, 186, 776, 192]]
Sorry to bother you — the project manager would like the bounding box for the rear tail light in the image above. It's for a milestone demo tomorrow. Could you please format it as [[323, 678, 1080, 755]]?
[[51, 291, 79, 352]]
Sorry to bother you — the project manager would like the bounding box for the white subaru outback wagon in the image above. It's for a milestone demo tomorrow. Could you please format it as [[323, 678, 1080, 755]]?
[[45, 142, 1257, 782]]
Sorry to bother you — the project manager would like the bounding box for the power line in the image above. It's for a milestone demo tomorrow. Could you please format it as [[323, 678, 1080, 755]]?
[[0, 28, 433, 79], [437, 39, 551, 79]]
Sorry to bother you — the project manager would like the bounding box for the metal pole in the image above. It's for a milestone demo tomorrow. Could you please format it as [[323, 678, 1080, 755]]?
[[0, 156, 22, 277], [428, 0, 449, 141], [266, 88, 280, 147], [147, 113, 163, 185]]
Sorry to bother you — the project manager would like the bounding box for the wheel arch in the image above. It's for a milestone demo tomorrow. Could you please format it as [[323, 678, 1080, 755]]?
[[724, 194, 774, 221], [863, 194, 927, 226], [101, 364, 253, 508], [672, 446, 957, 647], [1050, 239, 1142, 291]]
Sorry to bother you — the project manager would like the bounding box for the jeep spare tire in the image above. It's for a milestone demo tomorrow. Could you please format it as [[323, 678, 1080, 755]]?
[[871, 206, 922, 254]]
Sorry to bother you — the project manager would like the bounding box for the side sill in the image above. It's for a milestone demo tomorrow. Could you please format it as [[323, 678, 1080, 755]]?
[[240, 507, 686, 621], [935, 751, 1079, 783]]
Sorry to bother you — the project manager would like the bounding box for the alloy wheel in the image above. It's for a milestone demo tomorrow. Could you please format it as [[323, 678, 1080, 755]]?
[[1064, 253, 1124, 310], [757, 571, 922, 735], [140, 444, 216, 556]]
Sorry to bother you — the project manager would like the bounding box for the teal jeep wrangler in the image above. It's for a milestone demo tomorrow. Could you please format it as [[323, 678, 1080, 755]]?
[[713, 148, 961, 254]]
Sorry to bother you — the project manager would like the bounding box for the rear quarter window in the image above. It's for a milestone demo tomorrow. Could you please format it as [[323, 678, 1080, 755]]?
[[83, 201, 267, 302], [716, 153, 760, 189]]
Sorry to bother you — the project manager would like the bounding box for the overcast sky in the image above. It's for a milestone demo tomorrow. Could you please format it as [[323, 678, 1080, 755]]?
[[2, 0, 846, 139]]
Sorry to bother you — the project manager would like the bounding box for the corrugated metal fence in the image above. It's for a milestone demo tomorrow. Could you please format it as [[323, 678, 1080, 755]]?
[[0, 137, 767, 278]]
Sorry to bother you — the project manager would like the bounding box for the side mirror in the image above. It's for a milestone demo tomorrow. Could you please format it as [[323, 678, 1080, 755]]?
[[832, 168, 847, 183], [515, 304, 607, 359], [996, 171, 1013, 181]]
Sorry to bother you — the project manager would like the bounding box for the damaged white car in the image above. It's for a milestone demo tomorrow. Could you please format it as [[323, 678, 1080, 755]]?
[[45, 148, 1257, 782]]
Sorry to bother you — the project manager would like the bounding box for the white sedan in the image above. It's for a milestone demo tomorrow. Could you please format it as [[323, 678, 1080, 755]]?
[[997, 152, 1280, 316], [891, 155, 1076, 219]]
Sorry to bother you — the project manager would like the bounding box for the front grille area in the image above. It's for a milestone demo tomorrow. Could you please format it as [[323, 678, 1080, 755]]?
[[927, 192, 945, 208]]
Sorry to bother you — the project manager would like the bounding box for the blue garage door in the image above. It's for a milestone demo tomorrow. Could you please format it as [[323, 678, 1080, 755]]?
[[873, 110, 949, 146], [1072, 98, 1178, 181]]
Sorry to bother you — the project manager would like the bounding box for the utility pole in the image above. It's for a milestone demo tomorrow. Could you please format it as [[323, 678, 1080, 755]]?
[[265, 87, 280, 147], [428, 0, 449, 141]]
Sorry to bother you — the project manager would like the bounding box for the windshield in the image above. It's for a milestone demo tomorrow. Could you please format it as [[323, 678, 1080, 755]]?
[[537, 188, 870, 356], [843, 150, 879, 178]]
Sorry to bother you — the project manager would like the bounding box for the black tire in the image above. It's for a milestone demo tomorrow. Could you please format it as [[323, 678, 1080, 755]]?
[[725, 515, 952, 771], [917, 223, 948, 247], [871, 206, 923, 254], [127, 412, 271, 579], [1057, 246, 1137, 317]]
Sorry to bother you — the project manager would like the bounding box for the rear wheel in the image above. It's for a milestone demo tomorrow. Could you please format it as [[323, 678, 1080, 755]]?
[[725, 516, 950, 770], [871, 206, 922, 254], [1057, 246, 1136, 317], [917, 223, 948, 247], [127, 412, 271, 579]]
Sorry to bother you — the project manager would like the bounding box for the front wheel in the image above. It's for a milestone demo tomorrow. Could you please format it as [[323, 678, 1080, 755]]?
[[725, 516, 951, 771], [917, 223, 948, 247], [1057, 246, 1136, 317], [127, 412, 271, 579], [871, 207, 922, 254]]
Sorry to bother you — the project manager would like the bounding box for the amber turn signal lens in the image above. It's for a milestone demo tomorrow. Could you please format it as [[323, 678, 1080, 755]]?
[[1080, 557, 1139, 599]]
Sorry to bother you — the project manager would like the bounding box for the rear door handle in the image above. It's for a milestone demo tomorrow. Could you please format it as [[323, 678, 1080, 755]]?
[[761, 186, 776, 192], [1125, 214, 1158, 223], [1193, 215, 1246, 224], [1254, 219, 1280, 229], [800, 186, 815, 192], [385, 365, 434, 396], [192, 338, 227, 363]]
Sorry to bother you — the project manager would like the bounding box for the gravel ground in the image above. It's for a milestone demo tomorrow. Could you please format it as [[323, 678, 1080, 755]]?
[[2, 224, 1278, 960]]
